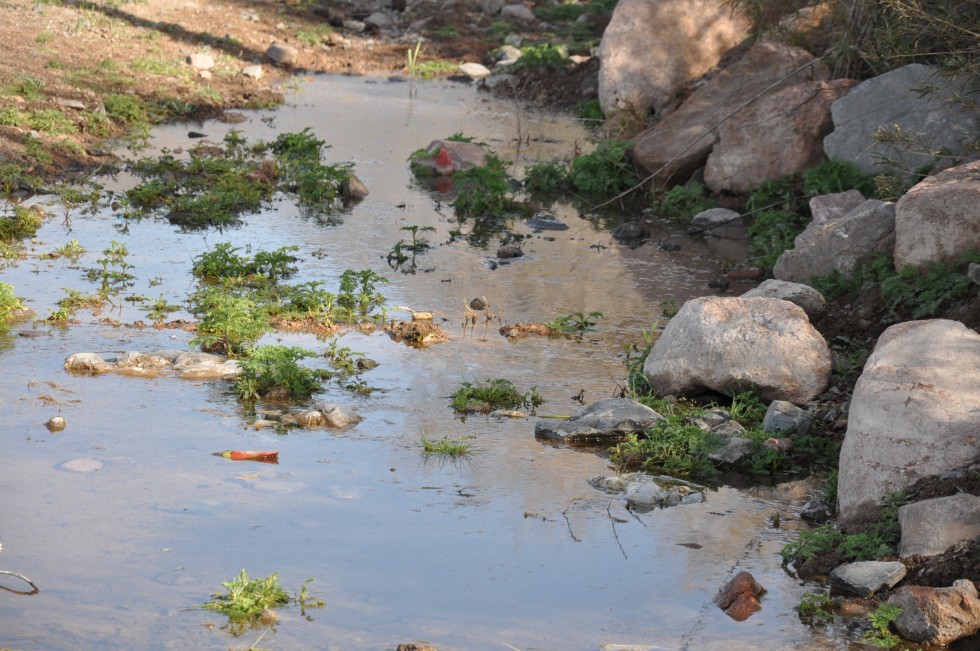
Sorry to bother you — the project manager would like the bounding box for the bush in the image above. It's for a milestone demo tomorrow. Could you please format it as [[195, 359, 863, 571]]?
[[524, 159, 567, 193], [0, 282, 24, 323], [569, 140, 638, 196], [235, 345, 325, 403], [0, 205, 44, 242], [654, 184, 716, 219]]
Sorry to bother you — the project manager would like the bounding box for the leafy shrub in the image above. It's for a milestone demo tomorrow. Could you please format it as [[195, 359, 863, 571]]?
[[516, 43, 568, 69], [803, 159, 878, 198], [235, 345, 324, 403], [0, 282, 24, 323], [745, 176, 808, 269], [524, 159, 568, 193], [654, 183, 716, 219], [453, 157, 516, 217], [569, 140, 638, 196], [189, 289, 271, 356], [0, 205, 44, 242], [611, 422, 722, 478]]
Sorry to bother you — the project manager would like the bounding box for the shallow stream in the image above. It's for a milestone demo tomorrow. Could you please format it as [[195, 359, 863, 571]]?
[[1, 76, 852, 650]]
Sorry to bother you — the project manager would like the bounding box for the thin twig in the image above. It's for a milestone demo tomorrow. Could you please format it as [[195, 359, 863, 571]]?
[[591, 53, 829, 211], [0, 569, 40, 595], [562, 497, 582, 542], [607, 501, 628, 560]]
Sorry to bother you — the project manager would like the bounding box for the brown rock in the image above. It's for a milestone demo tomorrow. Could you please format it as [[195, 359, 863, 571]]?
[[632, 41, 828, 186], [713, 570, 765, 621], [889, 580, 980, 645], [704, 79, 858, 193]]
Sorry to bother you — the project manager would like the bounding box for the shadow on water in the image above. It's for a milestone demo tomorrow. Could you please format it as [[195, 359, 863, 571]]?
[[0, 76, 859, 650]]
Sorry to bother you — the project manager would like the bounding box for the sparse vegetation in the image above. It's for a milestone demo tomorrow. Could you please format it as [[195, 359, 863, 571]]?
[[797, 591, 834, 626], [420, 433, 473, 457], [235, 345, 326, 403], [545, 310, 603, 334], [201, 569, 324, 629], [0, 282, 24, 324], [0, 205, 45, 242], [569, 140, 638, 196]]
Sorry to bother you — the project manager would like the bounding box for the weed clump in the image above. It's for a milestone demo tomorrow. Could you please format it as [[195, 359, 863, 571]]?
[[450, 378, 543, 413], [0, 205, 44, 242], [235, 345, 326, 403], [0, 282, 24, 325], [569, 140, 638, 196], [201, 569, 324, 631], [420, 433, 472, 457]]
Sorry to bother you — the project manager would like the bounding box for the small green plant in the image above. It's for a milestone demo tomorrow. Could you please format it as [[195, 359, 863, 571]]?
[[335, 268, 388, 322], [797, 592, 834, 626], [44, 240, 86, 263], [610, 422, 722, 478], [569, 141, 638, 196], [579, 99, 605, 126], [524, 159, 568, 193], [863, 603, 903, 649], [201, 569, 290, 622], [746, 176, 808, 269], [296, 25, 333, 46], [546, 310, 603, 334], [84, 240, 135, 296], [193, 243, 299, 285], [145, 296, 182, 322], [235, 345, 325, 403], [420, 433, 472, 457], [516, 43, 568, 69], [58, 288, 105, 311], [399, 225, 435, 252], [803, 159, 878, 197], [3, 75, 45, 100], [453, 156, 519, 218], [0, 282, 24, 324], [406, 39, 423, 80], [450, 378, 543, 413], [189, 290, 271, 356], [653, 183, 716, 219]]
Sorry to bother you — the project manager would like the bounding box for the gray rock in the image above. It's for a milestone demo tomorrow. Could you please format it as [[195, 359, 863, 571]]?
[[534, 419, 602, 444], [500, 4, 535, 21], [242, 65, 263, 79], [824, 64, 980, 174], [493, 44, 522, 67], [535, 398, 663, 444], [643, 296, 832, 405], [45, 416, 66, 432], [709, 436, 754, 465], [773, 199, 895, 284], [342, 19, 366, 33], [837, 320, 980, 530], [187, 52, 215, 70], [762, 400, 812, 436], [830, 561, 907, 597], [969, 263, 980, 286], [809, 189, 866, 225], [364, 11, 394, 30], [459, 62, 491, 80], [899, 494, 980, 558], [597, 0, 749, 117], [64, 352, 110, 375], [312, 402, 362, 428], [894, 160, 980, 269], [55, 97, 86, 110], [799, 499, 830, 523], [526, 212, 568, 231], [889, 580, 980, 645], [626, 479, 705, 508], [482, 73, 514, 90], [342, 174, 369, 201], [483, 0, 506, 14], [265, 43, 298, 65], [417, 139, 488, 176], [741, 279, 826, 319], [691, 207, 741, 237], [710, 420, 745, 438]]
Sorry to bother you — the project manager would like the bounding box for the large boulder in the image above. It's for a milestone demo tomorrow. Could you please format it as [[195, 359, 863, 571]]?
[[642, 297, 831, 405], [899, 494, 980, 558], [894, 160, 980, 269], [597, 0, 749, 118], [889, 580, 980, 646], [823, 64, 980, 174], [704, 79, 857, 193], [773, 199, 895, 284], [632, 41, 828, 186], [837, 320, 980, 530]]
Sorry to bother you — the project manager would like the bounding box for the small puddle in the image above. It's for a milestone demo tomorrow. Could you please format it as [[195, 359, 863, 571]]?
[[0, 76, 851, 650]]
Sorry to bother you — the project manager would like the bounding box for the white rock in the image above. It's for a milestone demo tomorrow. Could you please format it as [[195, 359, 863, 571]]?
[[837, 320, 980, 529], [643, 296, 831, 405], [242, 65, 263, 79], [187, 52, 215, 70], [741, 279, 826, 319], [459, 62, 491, 80]]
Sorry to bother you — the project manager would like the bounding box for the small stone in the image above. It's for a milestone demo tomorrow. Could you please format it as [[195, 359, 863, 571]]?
[[763, 437, 793, 453], [199, 70, 212, 80], [187, 52, 215, 70], [800, 499, 830, 523], [496, 244, 523, 259], [242, 65, 263, 79], [55, 97, 87, 110], [266, 43, 298, 65], [500, 4, 535, 21], [714, 571, 765, 621], [61, 458, 102, 473], [342, 174, 369, 200], [469, 297, 488, 310], [45, 416, 66, 432], [459, 62, 491, 80]]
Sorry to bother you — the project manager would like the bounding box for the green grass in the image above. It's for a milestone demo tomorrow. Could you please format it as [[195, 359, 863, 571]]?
[[131, 56, 189, 78], [545, 311, 603, 333], [524, 159, 568, 193], [420, 433, 473, 456], [201, 569, 290, 621], [797, 592, 834, 626], [516, 43, 568, 69], [2, 75, 45, 100], [0, 282, 24, 323], [450, 378, 543, 413]]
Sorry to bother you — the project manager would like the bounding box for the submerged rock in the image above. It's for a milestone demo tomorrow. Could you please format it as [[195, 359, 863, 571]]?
[[64, 352, 111, 375], [535, 398, 663, 444], [589, 473, 706, 509]]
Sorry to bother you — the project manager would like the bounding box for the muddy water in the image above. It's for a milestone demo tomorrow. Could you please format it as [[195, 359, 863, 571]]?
[[1, 76, 849, 650]]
